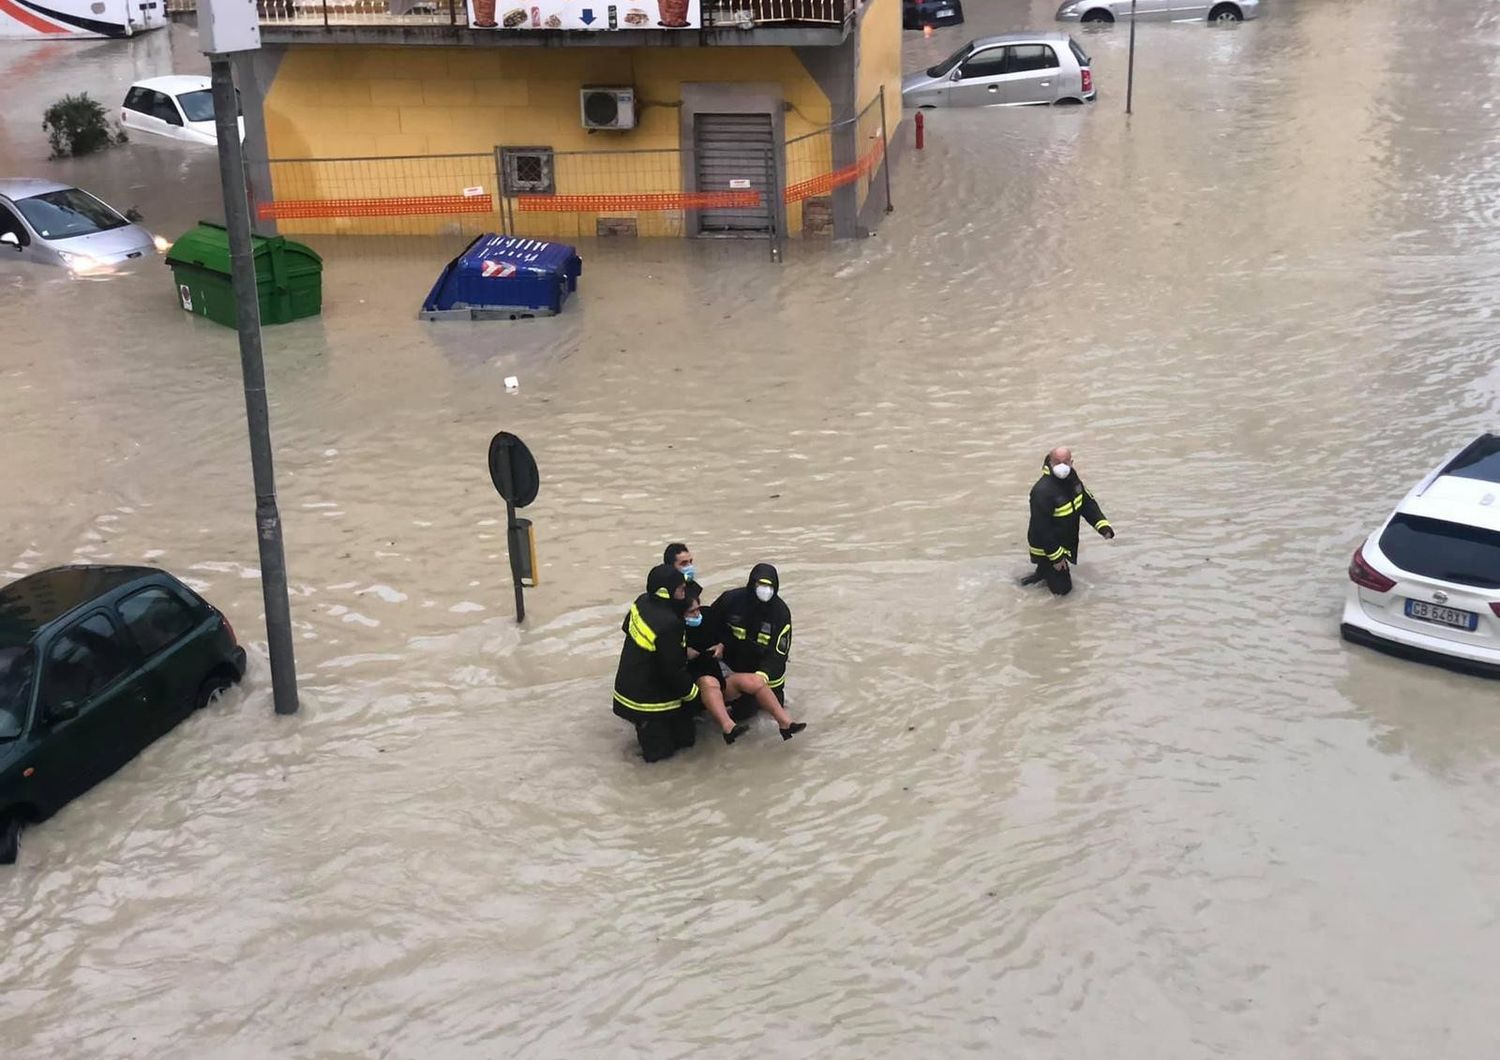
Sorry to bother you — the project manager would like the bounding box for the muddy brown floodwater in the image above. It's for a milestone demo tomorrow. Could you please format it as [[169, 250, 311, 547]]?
[[4, 1, 1500, 1056]]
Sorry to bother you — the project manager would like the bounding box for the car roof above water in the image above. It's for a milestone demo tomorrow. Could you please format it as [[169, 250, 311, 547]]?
[[0, 178, 73, 201], [970, 30, 1074, 47], [130, 75, 212, 96], [1401, 434, 1500, 533], [0, 565, 169, 646]]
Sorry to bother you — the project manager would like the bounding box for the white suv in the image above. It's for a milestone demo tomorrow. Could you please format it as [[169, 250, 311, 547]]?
[[1342, 433, 1500, 677]]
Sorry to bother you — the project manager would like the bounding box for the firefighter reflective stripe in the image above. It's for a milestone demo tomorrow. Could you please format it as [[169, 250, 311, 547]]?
[[755, 670, 786, 689], [1030, 544, 1070, 560], [1094, 518, 1112, 531], [728, 624, 747, 640], [654, 587, 670, 599], [613, 683, 699, 712], [775, 624, 791, 654], [627, 604, 657, 652], [1053, 495, 1085, 517], [756, 632, 771, 646]]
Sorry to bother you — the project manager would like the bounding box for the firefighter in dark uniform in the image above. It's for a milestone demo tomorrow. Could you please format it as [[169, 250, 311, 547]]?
[[612, 563, 701, 762], [712, 563, 806, 739], [1023, 446, 1115, 596]]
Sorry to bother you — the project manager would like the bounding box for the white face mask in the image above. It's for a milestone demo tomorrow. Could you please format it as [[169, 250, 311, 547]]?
[[1051, 462, 1072, 480], [755, 584, 775, 603]]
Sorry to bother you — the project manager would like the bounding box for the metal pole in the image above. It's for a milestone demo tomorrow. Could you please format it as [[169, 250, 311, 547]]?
[[210, 56, 300, 716], [495, 436, 525, 623], [878, 84, 893, 215], [765, 146, 782, 264], [1126, 0, 1138, 115]]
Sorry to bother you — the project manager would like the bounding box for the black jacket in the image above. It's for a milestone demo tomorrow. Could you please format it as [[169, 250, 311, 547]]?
[[1028, 464, 1110, 564], [711, 564, 792, 690], [613, 571, 699, 717]]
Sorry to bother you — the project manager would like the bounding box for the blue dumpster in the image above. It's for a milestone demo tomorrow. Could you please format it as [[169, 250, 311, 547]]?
[[419, 234, 583, 321]]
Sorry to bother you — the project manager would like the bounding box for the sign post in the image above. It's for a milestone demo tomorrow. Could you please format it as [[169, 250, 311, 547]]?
[[1126, 0, 1139, 116], [488, 432, 540, 624], [201, 0, 298, 715]]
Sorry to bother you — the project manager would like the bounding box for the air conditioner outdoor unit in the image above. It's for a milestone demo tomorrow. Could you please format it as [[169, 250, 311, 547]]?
[[580, 87, 636, 130]]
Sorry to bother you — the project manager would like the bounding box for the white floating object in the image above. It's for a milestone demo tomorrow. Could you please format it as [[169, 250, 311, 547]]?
[[504, 375, 520, 391]]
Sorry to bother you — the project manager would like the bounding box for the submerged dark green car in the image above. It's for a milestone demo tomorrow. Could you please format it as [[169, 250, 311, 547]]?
[[0, 566, 246, 864]]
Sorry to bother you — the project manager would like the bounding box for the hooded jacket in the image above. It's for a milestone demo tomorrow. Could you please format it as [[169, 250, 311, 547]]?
[[711, 563, 792, 690], [1028, 457, 1111, 564], [612, 564, 700, 716]]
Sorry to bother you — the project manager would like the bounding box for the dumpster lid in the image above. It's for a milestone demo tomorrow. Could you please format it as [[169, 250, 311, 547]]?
[[458, 235, 577, 277], [164, 221, 322, 274]]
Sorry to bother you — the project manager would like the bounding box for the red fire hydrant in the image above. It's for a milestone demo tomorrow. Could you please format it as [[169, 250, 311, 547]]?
[[915, 111, 925, 151]]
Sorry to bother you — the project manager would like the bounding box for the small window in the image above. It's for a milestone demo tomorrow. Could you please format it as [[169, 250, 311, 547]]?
[[1008, 45, 1059, 73], [959, 48, 1009, 79], [124, 86, 152, 113], [500, 146, 555, 195], [118, 586, 198, 656], [43, 612, 131, 715], [149, 90, 183, 126], [0, 203, 29, 247]]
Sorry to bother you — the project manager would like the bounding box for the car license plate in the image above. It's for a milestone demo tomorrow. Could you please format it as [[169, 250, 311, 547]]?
[[1405, 599, 1479, 631], [937, 8, 954, 14]]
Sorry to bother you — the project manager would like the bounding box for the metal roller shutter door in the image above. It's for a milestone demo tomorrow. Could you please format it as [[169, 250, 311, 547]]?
[[693, 113, 773, 235]]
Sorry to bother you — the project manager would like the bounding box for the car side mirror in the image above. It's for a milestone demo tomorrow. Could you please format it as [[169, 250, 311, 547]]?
[[950, 68, 963, 82], [125, 207, 143, 223], [0, 232, 18, 248], [46, 701, 80, 725]]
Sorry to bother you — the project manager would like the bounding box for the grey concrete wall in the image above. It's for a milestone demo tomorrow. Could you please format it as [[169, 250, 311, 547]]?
[[793, 35, 858, 237], [234, 46, 287, 236]]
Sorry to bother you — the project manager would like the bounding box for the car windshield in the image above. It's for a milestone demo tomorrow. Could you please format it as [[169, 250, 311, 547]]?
[[927, 42, 975, 78], [177, 89, 215, 123], [1379, 514, 1500, 590], [0, 647, 34, 740], [14, 188, 128, 241]]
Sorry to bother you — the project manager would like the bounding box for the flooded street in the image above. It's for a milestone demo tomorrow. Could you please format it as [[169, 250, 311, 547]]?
[[4, 0, 1500, 1055]]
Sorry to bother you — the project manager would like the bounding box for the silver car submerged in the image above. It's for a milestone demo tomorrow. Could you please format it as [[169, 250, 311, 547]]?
[[0, 179, 160, 273], [903, 32, 1095, 108], [1056, 0, 1259, 23]]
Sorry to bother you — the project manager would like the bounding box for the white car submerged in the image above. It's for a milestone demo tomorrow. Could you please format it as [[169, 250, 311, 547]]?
[[121, 75, 244, 146], [1342, 433, 1500, 678]]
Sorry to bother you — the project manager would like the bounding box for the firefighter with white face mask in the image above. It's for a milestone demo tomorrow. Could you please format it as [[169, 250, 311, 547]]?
[[1022, 446, 1115, 597], [711, 563, 805, 740]]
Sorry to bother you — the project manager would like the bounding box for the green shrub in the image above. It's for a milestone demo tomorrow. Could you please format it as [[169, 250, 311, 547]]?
[[42, 93, 127, 159]]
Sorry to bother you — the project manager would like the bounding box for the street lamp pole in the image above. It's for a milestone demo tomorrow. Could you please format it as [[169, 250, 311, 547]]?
[[1126, 0, 1138, 115], [201, 0, 298, 715]]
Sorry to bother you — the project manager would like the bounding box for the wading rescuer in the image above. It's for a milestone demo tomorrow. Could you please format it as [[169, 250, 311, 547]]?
[[612, 564, 700, 762], [1022, 447, 1115, 596], [712, 563, 806, 740]]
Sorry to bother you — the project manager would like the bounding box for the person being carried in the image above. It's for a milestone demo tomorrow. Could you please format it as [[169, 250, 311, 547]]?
[[1022, 446, 1115, 597], [681, 582, 752, 745], [611, 563, 700, 762], [711, 563, 806, 740]]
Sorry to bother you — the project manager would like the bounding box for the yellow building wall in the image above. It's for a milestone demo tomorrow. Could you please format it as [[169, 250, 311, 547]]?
[[263, 45, 833, 237], [855, 0, 902, 131]]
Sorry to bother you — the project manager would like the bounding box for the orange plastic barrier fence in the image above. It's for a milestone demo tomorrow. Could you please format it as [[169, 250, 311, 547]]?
[[516, 191, 763, 212], [784, 137, 885, 204], [256, 194, 494, 220]]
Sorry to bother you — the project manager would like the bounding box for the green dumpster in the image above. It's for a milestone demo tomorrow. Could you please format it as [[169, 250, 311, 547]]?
[[164, 222, 322, 328]]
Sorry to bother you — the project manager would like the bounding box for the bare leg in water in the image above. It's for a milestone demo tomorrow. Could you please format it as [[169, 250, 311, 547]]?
[[698, 676, 750, 744], [725, 672, 807, 740]]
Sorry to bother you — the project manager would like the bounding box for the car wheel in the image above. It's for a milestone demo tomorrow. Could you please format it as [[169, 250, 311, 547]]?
[[1081, 10, 1114, 22], [1208, 3, 1242, 21], [195, 672, 236, 711], [0, 815, 20, 866], [1053, 97, 1084, 106]]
